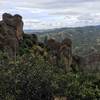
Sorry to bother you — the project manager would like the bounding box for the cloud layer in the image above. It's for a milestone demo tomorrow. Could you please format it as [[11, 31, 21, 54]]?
[[0, 0, 100, 29]]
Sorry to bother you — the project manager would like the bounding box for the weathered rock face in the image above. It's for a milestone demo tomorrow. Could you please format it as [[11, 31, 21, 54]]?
[[0, 13, 24, 59], [46, 38, 61, 51], [71, 52, 100, 72], [71, 55, 85, 72], [83, 52, 100, 72], [46, 38, 72, 72]]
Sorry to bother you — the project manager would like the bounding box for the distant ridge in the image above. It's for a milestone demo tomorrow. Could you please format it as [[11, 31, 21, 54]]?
[[24, 25, 100, 34], [24, 29, 50, 34], [30, 24, 100, 56]]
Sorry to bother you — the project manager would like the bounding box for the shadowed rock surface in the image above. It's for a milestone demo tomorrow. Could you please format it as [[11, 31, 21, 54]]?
[[0, 13, 24, 59], [46, 38, 72, 72]]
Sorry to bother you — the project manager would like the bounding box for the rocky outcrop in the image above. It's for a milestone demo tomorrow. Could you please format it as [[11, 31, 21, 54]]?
[[0, 13, 24, 59], [83, 52, 100, 72], [46, 38, 72, 72]]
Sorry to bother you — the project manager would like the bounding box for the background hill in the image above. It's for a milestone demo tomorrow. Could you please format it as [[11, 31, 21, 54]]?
[[24, 25, 100, 56]]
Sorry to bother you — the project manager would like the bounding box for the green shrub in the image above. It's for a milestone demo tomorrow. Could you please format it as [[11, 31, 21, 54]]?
[[0, 52, 100, 100]]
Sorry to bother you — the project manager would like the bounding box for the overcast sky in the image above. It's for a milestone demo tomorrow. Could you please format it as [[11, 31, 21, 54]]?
[[0, 0, 100, 29]]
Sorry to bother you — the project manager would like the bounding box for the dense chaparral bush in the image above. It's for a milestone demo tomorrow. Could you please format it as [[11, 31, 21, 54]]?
[[0, 50, 100, 100]]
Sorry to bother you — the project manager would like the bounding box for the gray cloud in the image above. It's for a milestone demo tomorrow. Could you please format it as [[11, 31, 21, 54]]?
[[18, 0, 100, 9], [0, 0, 100, 29]]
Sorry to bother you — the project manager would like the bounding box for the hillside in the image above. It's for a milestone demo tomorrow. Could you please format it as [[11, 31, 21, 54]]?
[[26, 25, 100, 56], [1, 12, 100, 99]]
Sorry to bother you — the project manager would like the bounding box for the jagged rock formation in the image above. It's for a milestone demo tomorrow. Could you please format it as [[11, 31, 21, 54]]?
[[46, 38, 72, 72], [0, 13, 24, 59], [71, 52, 100, 72], [83, 52, 100, 72], [71, 55, 85, 72], [59, 38, 72, 72]]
